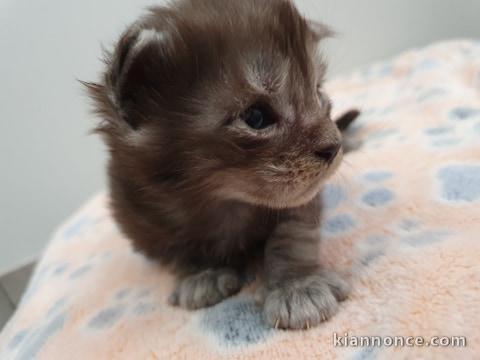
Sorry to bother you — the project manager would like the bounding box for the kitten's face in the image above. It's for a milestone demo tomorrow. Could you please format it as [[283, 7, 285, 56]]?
[[89, 0, 342, 209]]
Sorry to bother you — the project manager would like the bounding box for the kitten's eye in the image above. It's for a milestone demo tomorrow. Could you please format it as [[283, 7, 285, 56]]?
[[242, 105, 275, 130]]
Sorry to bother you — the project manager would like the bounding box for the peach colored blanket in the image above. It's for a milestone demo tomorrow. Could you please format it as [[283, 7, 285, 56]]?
[[1, 40, 480, 359]]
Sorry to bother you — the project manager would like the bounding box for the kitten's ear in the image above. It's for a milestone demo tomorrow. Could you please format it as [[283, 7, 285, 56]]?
[[108, 26, 144, 98], [307, 20, 335, 41], [84, 26, 170, 132]]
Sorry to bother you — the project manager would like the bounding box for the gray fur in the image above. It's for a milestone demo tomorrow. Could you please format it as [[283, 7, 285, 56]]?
[[86, 0, 357, 330], [168, 268, 243, 310]]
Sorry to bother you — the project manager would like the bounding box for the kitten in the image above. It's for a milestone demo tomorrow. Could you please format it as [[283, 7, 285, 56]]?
[[85, 0, 357, 329]]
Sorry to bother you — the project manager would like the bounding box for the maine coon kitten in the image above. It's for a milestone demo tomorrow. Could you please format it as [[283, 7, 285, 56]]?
[[85, 0, 357, 329]]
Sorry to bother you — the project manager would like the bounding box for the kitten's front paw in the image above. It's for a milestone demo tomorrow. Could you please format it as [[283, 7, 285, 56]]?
[[168, 268, 242, 310], [263, 271, 350, 330]]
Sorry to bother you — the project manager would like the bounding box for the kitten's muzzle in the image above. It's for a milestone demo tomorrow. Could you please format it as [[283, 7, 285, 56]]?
[[314, 143, 341, 165]]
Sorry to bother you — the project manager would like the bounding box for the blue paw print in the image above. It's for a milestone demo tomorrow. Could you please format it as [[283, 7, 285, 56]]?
[[322, 184, 346, 210], [88, 305, 125, 330], [438, 165, 480, 202], [449, 107, 480, 121], [362, 188, 394, 207], [363, 171, 393, 183], [424, 127, 452, 136], [201, 297, 272, 347], [323, 214, 356, 235], [63, 216, 90, 240]]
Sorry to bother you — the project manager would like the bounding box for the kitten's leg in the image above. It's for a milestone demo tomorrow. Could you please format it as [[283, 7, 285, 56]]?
[[168, 268, 242, 310], [262, 206, 350, 329]]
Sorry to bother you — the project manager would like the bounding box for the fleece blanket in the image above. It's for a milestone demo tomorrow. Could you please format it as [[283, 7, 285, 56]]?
[[1, 40, 480, 360]]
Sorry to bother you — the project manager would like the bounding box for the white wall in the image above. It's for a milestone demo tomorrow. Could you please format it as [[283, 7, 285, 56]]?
[[1, 0, 479, 273]]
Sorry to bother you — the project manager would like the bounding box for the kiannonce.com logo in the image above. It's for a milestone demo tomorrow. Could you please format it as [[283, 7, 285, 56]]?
[[333, 333, 467, 348]]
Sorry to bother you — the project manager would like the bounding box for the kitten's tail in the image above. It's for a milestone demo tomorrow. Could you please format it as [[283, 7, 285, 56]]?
[[335, 109, 360, 132]]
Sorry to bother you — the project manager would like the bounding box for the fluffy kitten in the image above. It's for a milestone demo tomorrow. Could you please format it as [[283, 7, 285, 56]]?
[[85, 0, 356, 329]]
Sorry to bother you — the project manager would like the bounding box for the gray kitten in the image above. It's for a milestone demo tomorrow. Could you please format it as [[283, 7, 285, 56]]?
[[85, 0, 357, 329]]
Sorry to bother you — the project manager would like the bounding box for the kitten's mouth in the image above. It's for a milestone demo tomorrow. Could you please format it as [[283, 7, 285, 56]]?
[[259, 150, 344, 208], [217, 149, 343, 208]]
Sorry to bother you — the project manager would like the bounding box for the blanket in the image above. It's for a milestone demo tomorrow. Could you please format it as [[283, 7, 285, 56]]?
[[1, 40, 479, 359]]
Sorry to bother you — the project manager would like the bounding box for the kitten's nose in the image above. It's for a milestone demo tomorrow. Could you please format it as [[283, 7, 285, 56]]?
[[315, 143, 341, 164]]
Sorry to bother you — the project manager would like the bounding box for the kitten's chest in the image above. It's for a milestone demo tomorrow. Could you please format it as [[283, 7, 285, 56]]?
[[188, 201, 276, 256]]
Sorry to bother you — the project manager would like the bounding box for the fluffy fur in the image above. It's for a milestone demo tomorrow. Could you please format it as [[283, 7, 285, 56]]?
[[85, 0, 354, 329]]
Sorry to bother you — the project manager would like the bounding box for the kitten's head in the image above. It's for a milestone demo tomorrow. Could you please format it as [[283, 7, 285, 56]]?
[[87, 0, 341, 209]]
